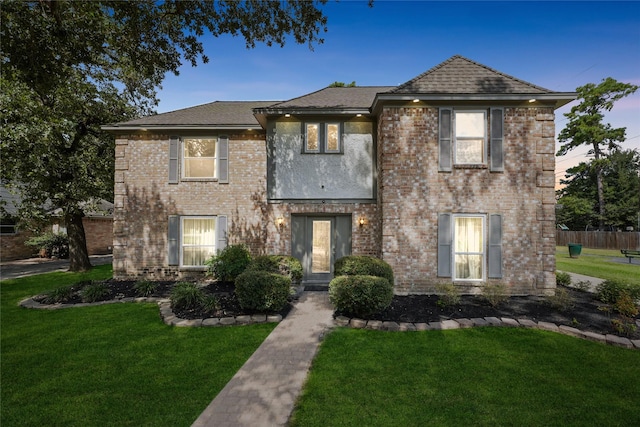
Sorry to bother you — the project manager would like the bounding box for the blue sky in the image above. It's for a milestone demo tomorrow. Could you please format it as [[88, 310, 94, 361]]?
[[157, 1, 640, 185]]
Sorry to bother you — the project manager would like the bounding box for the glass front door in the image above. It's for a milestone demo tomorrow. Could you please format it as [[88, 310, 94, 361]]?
[[311, 220, 332, 274]]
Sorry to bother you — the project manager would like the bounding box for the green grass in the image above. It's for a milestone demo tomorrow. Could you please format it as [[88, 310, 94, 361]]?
[[291, 328, 640, 427], [1, 266, 275, 427], [556, 246, 640, 286]]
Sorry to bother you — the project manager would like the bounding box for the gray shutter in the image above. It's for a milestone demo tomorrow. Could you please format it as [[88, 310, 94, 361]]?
[[168, 215, 180, 266], [488, 214, 503, 278], [216, 215, 227, 252], [169, 136, 180, 184], [291, 216, 306, 271], [490, 108, 504, 172], [334, 215, 353, 262], [437, 213, 452, 277], [218, 136, 229, 183], [439, 108, 452, 171]]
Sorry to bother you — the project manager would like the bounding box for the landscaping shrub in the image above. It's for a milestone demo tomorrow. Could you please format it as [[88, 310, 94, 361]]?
[[205, 244, 252, 282], [41, 285, 74, 304], [80, 281, 110, 303], [435, 283, 460, 308], [556, 271, 571, 287], [134, 280, 158, 297], [546, 287, 575, 312], [611, 290, 639, 336], [334, 255, 394, 285], [25, 232, 69, 258], [596, 280, 640, 305], [234, 270, 291, 312], [481, 283, 510, 308], [247, 255, 303, 283], [329, 275, 393, 318], [170, 282, 205, 311]]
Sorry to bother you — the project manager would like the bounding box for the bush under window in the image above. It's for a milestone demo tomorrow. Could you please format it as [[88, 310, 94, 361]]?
[[205, 244, 252, 282]]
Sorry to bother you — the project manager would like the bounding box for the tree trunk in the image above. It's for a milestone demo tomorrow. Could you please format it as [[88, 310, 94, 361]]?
[[596, 167, 606, 230], [66, 211, 92, 271]]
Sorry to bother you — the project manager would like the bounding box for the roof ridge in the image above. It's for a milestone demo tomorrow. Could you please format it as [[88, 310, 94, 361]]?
[[457, 55, 552, 93]]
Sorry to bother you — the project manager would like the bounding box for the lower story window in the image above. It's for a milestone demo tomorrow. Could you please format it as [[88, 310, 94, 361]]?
[[453, 215, 485, 280], [181, 217, 216, 266]]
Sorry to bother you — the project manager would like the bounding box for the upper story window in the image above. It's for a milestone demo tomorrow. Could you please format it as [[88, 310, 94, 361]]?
[[169, 136, 229, 184], [439, 108, 504, 172], [454, 111, 486, 164], [183, 138, 217, 178], [305, 122, 342, 154]]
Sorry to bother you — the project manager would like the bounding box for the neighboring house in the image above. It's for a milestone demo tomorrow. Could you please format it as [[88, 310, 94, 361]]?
[[103, 56, 575, 295], [0, 186, 114, 261]]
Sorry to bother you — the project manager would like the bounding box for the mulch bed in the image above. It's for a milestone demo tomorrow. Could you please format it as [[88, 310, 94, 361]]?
[[33, 281, 638, 339]]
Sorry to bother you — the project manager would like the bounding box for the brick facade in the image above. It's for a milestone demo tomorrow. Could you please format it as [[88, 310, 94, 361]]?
[[378, 106, 556, 295], [113, 132, 269, 279]]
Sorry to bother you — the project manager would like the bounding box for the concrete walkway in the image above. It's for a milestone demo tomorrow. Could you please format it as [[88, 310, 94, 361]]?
[[191, 291, 334, 427], [560, 271, 606, 293]]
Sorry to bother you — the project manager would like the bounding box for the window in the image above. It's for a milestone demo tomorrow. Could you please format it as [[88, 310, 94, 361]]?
[[305, 124, 320, 152], [439, 108, 503, 172], [181, 217, 216, 267], [304, 123, 342, 153], [455, 111, 486, 164], [183, 138, 216, 178], [453, 215, 485, 280], [0, 217, 17, 235], [438, 213, 502, 280]]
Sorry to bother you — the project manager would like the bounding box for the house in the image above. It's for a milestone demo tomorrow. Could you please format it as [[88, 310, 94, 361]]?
[[0, 186, 114, 261], [102, 55, 575, 295]]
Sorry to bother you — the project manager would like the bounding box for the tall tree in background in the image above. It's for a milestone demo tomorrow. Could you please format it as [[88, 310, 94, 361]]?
[[557, 77, 638, 230], [1, 0, 329, 271], [557, 149, 640, 230]]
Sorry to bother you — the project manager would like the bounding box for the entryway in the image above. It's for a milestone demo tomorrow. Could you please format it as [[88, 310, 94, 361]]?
[[291, 215, 352, 286]]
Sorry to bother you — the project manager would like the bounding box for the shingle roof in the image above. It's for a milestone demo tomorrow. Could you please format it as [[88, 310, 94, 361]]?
[[266, 86, 395, 110], [390, 55, 551, 95], [106, 101, 277, 128]]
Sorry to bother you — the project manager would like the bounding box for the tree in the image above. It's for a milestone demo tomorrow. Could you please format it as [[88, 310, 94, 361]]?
[[328, 81, 357, 87], [557, 77, 638, 230], [1, 0, 329, 271], [557, 149, 640, 230]]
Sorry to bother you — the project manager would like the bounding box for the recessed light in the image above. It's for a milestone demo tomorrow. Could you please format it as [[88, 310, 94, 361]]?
[[412, 99, 420, 103]]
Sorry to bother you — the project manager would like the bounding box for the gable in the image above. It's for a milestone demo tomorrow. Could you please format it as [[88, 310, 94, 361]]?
[[390, 55, 551, 95]]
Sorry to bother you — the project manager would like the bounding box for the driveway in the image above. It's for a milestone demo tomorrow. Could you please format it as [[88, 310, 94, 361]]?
[[0, 255, 113, 281]]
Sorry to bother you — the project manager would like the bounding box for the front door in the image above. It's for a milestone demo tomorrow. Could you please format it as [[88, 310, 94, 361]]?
[[291, 215, 352, 284]]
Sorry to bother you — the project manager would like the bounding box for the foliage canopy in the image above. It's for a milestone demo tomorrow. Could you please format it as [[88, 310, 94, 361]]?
[[1, 0, 329, 270]]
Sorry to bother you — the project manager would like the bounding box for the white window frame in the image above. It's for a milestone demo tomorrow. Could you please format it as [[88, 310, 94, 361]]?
[[181, 137, 218, 179], [180, 216, 217, 267], [452, 214, 486, 281], [454, 110, 487, 165]]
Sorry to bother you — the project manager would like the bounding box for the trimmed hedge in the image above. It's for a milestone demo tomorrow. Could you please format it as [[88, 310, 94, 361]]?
[[205, 244, 252, 282], [329, 275, 393, 318], [334, 255, 394, 285], [235, 270, 291, 312], [246, 255, 303, 283]]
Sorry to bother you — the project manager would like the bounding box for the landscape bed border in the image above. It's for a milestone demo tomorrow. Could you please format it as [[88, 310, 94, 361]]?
[[18, 295, 640, 350]]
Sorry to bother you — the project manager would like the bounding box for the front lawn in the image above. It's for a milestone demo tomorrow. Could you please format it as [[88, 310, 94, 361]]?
[[1, 266, 275, 427], [556, 246, 640, 286], [291, 328, 640, 426]]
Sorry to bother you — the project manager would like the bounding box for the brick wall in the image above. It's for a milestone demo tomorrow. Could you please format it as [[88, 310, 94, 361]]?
[[113, 132, 268, 279], [378, 106, 556, 296], [0, 229, 35, 260], [83, 217, 113, 255]]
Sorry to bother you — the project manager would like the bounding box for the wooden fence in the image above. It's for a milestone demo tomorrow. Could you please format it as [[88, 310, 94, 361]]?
[[556, 231, 640, 250]]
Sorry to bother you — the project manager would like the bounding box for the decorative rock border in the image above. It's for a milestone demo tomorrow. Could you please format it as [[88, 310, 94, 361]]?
[[334, 315, 640, 350], [19, 297, 282, 327]]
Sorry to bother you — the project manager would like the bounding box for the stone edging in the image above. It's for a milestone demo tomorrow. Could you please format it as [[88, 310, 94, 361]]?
[[18, 297, 282, 327], [334, 315, 640, 350]]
